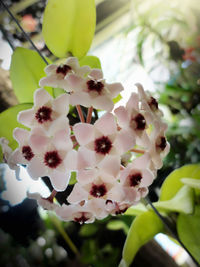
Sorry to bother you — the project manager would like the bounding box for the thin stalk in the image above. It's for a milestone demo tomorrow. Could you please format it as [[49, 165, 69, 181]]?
[[73, 142, 79, 149], [145, 197, 200, 266], [0, 0, 48, 65], [76, 105, 85, 123], [49, 214, 80, 257], [46, 189, 57, 202], [86, 106, 93, 123], [130, 148, 145, 154]]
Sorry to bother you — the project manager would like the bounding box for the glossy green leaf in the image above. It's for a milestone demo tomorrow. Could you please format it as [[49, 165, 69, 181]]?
[[153, 185, 194, 214], [177, 206, 200, 264], [42, 0, 96, 58], [10, 47, 52, 103], [181, 178, 200, 190], [0, 103, 33, 150], [159, 164, 200, 201], [79, 55, 101, 69], [124, 203, 147, 216], [120, 211, 164, 266]]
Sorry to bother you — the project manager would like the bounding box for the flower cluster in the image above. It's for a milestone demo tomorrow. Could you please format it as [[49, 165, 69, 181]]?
[[3, 57, 169, 224]]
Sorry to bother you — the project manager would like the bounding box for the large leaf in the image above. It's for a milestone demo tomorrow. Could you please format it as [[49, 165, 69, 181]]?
[[42, 0, 96, 58], [0, 103, 32, 150], [177, 206, 200, 264], [79, 55, 101, 69], [153, 185, 194, 214], [181, 178, 200, 190], [120, 211, 164, 267], [159, 164, 200, 201], [10, 47, 52, 103]]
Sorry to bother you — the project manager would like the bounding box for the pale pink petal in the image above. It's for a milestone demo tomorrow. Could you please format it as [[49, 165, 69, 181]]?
[[30, 133, 49, 153], [77, 169, 97, 184], [65, 150, 78, 170], [131, 153, 151, 169], [52, 93, 69, 115], [66, 57, 79, 69], [89, 69, 103, 80], [34, 88, 53, 107], [98, 155, 120, 177], [50, 170, 70, 191], [107, 82, 124, 98], [27, 157, 46, 180], [114, 130, 135, 154], [65, 73, 84, 91], [17, 108, 34, 127], [27, 192, 58, 210], [114, 106, 129, 128], [67, 183, 88, 204], [95, 112, 117, 135], [77, 147, 96, 169], [44, 64, 57, 75], [123, 187, 138, 203], [70, 92, 91, 107], [39, 75, 68, 90], [74, 123, 94, 145], [9, 148, 27, 165], [108, 184, 125, 202], [77, 65, 91, 76], [135, 83, 146, 100], [126, 93, 139, 112], [13, 128, 30, 145], [140, 169, 154, 187], [53, 129, 72, 151], [92, 95, 114, 111], [48, 117, 70, 136], [87, 199, 108, 219]]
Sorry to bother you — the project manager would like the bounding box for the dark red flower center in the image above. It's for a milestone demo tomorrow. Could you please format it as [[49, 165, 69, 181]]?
[[87, 80, 104, 94], [74, 212, 90, 224], [56, 64, 72, 76], [35, 106, 52, 124], [94, 136, 112, 155], [132, 113, 146, 130], [90, 184, 107, 198], [156, 136, 167, 151], [148, 97, 158, 111], [115, 207, 128, 215], [129, 172, 142, 187], [22, 146, 34, 161], [44, 151, 62, 168]]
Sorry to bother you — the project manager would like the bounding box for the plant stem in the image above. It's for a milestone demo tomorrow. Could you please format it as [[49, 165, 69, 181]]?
[[131, 148, 145, 154], [46, 189, 57, 202], [86, 106, 93, 123], [76, 105, 85, 123]]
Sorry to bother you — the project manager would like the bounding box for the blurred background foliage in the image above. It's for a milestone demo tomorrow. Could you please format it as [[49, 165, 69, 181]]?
[[0, 0, 200, 266]]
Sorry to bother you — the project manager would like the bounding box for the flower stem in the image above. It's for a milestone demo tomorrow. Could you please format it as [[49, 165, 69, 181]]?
[[46, 189, 57, 202], [49, 214, 80, 257], [76, 105, 85, 123], [131, 148, 145, 154], [86, 106, 93, 123]]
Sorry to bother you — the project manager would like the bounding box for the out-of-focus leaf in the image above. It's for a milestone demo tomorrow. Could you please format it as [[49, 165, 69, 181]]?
[[177, 206, 200, 264], [159, 164, 200, 201], [153, 185, 194, 214], [125, 203, 147, 216], [120, 210, 164, 266], [0, 103, 33, 150], [107, 220, 129, 234], [113, 94, 122, 104], [79, 55, 101, 69], [0, 146, 3, 162], [79, 224, 98, 237], [42, 0, 96, 58], [10, 47, 52, 103], [181, 178, 200, 190]]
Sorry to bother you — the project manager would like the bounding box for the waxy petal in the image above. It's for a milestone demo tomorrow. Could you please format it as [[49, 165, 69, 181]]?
[[52, 93, 69, 115], [34, 88, 53, 107], [114, 106, 129, 128], [107, 82, 124, 98], [17, 108, 34, 127], [74, 123, 94, 145], [50, 170, 70, 191], [67, 183, 88, 204], [27, 157, 46, 180], [98, 155, 120, 177], [95, 112, 117, 135], [13, 128, 30, 145], [89, 69, 103, 80], [92, 95, 114, 111]]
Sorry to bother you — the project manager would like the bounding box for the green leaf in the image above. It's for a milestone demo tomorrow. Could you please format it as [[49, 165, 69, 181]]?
[[0, 103, 33, 150], [181, 178, 200, 190], [124, 203, 147, 216], [79, 224, 98, 237], [177, 206, 200, 264], [159, 164, 200, 201], [113, 94, 122, 104], [42, 0, 96, 58], [10, 47, 52, 103], [153, 185, 194, 214], [121, 210, 164, 266], [79, 55, 101, 69], [0, 145, 3, 163], [107, 220, 129, 234]]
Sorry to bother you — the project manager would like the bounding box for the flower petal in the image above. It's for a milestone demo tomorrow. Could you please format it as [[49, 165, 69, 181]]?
[[92, 95, 114, 111], [114, 130, 135, 154], [77, 146, 96, 169], [95, 112, 117, 135], [70, 92, 91, 107], [34, 88, 53, 107], [50, 170, 70, 191], [126, 93, 139, 112], [17, 108, 34, 127], [114, 106, 129, 128], [98, 155, 120, 177], [107, 82, 124, 98], [13, 128, 30, 145], [27, 157, 46, 180], [74, 123, 94, 145], [67, 183, 88, 204], [89, 69, 103, 80], [52, 93, 69, 115]]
